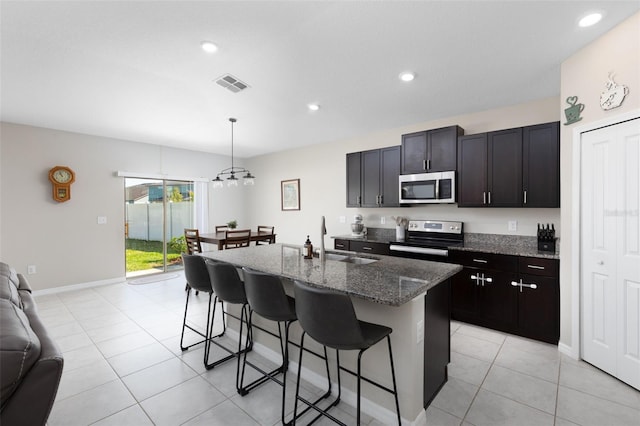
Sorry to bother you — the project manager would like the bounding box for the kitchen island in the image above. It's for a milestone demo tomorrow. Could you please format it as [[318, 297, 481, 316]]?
[[201, 243, 462, 424]]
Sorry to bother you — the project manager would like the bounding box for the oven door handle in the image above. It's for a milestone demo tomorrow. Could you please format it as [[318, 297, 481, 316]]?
[[389, 245, 449, 257], [435, 178, 440, 200]]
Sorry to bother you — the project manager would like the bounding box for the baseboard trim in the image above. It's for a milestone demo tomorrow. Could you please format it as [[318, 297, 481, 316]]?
[[558, 341, 579, 360], [32, 276, 126, 296]]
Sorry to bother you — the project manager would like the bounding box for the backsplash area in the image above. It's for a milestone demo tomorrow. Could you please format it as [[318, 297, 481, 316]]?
[[356, 205, 560, 238]]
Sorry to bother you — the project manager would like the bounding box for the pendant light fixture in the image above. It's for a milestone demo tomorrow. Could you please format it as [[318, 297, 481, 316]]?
[[212, 118, 255, 188]]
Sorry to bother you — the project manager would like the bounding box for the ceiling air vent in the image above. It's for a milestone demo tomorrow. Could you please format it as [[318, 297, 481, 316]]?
[[215, 74, 250, 93]]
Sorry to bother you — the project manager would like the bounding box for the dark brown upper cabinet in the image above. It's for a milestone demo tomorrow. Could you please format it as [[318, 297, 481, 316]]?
[[346, 146, 401, 208], [401, 125, 464, 174], [346, 152, 362, 207], [522, 121, 560, 207], [457, 121, 559, 208]]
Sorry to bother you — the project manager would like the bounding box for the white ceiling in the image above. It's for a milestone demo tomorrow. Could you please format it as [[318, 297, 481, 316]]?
[[1, 1, 638, 158]]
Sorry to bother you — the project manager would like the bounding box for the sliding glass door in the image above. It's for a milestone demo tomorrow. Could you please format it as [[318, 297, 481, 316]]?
[[124, 178, 195, 277]]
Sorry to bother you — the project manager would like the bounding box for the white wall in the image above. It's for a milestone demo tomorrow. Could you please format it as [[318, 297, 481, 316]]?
[[0, 123, 246, 290], [559, 12, 640, 349], [245, 96, 561, 247]]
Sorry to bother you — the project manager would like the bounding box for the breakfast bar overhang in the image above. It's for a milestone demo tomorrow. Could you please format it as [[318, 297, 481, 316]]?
[[201, 244, 462, 424]]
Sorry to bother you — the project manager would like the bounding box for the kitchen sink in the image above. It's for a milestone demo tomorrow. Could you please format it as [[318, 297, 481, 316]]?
[[323, 252, 378, 265], [324, 253, 350, 261], [342, 257, 378, 265]]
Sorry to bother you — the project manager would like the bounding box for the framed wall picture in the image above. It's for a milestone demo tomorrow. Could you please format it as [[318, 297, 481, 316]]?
[[281, 179, 300, 211]]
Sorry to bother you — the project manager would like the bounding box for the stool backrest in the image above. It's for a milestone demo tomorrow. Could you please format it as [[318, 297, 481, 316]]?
[[242, 268, 295, 322], [205, 260, 246, 304], [182, 253, 212, 293], [293, 280, 365, 350], [184, 228, 202, 254]]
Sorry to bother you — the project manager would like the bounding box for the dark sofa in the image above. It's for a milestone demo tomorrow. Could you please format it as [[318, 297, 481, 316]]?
[[0, 262, 64, 426]]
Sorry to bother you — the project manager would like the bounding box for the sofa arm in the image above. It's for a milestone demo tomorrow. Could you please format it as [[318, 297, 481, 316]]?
[[1, 292, 63, 426]]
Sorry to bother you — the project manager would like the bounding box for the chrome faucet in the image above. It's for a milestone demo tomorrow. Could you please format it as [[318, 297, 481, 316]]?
[[320, 215, 327, 260]]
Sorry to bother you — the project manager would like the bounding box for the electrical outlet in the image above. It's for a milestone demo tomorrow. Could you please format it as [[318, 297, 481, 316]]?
[[339, 216, 346, 224], [417, 320, 424, 344], [27, 265, 36, 275], [380, 216, 386, 225], [97, 216, 107, 225], [508, 220, 518, 231]]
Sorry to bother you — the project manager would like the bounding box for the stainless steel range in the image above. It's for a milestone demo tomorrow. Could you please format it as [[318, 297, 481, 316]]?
[[389, 220, 463, 261]]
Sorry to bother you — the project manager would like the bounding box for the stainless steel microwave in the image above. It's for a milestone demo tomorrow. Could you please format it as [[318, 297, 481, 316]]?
[[399, 171, 456, 204]]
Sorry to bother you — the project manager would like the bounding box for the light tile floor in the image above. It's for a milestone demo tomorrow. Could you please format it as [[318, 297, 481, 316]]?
[[37, 273, 639, 426]]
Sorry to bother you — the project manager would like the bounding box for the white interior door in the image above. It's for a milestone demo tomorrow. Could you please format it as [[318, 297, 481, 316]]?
[[581, 118, 640, 390]]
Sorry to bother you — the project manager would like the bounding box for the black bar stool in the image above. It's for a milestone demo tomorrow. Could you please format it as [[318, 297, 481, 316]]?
[[204, 260, 253, 386], [293, 280, 401, 426], [180, 253, 224, 369], [240, 268, 331, 425]]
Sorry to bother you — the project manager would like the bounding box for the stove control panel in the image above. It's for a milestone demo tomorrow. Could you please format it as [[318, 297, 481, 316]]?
[[407, 220, 463, 234]]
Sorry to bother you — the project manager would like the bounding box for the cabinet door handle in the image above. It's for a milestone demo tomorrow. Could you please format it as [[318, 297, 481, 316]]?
[[357, 195, 361, 205], [472, 259, 488, 264], [427, 159, 431, 170], [511, 279, 537, 292], [527, 264, 545, 270], [488, 191, 491, 204], [423, 159, 427, 170], [363, 247, 372, 251], [379, 194, 383, 205], [483, 192, 486, 204], [524, 190, 527, 204], [336, 243, 345, 249]]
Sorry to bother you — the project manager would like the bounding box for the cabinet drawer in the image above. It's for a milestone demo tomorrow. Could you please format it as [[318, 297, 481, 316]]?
[[519, 257, 558, 277], [350, 240, 389, 255], [450, 250, 518, 272], [334, 239, 349, 251]]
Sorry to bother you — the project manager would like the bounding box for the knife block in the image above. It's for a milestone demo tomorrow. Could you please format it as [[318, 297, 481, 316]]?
[[537, 223, 556, 253]]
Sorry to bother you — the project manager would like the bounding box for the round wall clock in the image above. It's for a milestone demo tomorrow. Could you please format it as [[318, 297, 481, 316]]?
[[48, 166, 75, 202]]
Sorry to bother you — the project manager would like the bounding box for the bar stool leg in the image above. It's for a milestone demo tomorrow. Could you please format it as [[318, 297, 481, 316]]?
[[179, 287, 192, 351], [203, 293, 215, 367], [180, 288, 214, 352], [293, 335, 343, 426], [387, 335, 401, 426]]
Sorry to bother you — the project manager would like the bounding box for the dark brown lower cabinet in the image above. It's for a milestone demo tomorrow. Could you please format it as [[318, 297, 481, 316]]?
[[451, 250, 559, 344], [451, 266, 517, 332]]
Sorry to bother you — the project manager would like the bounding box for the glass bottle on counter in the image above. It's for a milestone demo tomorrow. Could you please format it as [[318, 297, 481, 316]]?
[[304, 235, 313, 259]]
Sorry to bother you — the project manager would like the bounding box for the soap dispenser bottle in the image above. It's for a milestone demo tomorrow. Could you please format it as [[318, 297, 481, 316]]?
[[304, 235, 313, 259]]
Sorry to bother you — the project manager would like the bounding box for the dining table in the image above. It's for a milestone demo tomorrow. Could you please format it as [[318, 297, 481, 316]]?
[[198, 230, 276, 250]]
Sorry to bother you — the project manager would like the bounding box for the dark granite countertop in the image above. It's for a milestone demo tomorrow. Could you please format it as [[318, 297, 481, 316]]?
[[200, 243, 462, 306], [332, 230, 560, 260], [451, 233, 559, 259]]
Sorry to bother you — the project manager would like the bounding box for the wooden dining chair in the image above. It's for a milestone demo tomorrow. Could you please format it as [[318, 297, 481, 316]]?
[[184, 228, 202, 254], [183, 228, 202, 294], [224, 229, 251, 249], [256, 225, 275, 245], [215, 225, 229, 233]]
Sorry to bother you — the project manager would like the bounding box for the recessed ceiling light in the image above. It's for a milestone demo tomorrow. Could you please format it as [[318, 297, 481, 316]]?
[[201, 41, 218, 53], [399, 71, 416, 82], [308, 104, 320, 111], [579, 12, 602, 27]]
